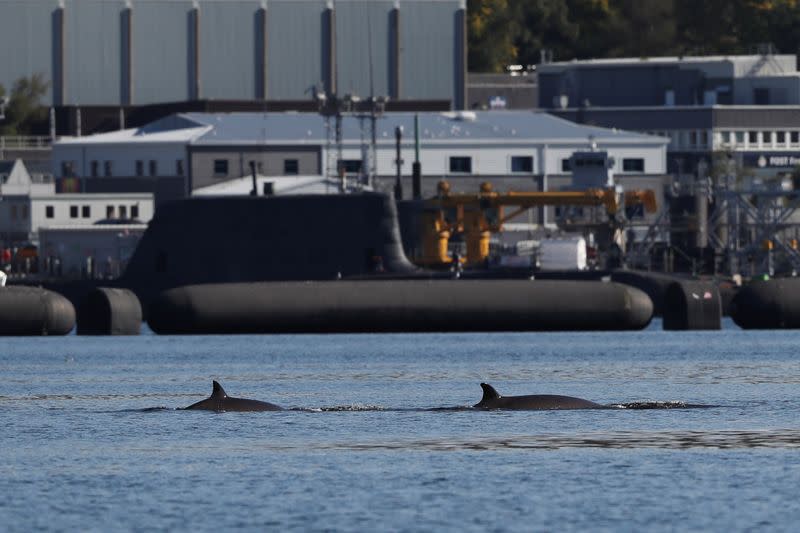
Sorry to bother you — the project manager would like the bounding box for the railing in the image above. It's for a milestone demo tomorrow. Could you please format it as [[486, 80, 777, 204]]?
[[0, 136, 52, 151]]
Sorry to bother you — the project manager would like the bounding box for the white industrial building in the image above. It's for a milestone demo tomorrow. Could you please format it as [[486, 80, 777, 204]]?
[[0, 159, 154, 266], [51, 111, 669, 202]]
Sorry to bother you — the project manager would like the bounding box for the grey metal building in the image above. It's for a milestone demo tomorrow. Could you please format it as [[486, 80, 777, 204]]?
[[0, 0, 466, 108]]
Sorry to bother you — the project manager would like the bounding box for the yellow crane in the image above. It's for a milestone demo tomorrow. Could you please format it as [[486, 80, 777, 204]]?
[[418, 181, 657, 266]]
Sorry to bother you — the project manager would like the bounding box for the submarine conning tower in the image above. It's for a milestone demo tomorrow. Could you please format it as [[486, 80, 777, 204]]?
[[120, 192, 419, 309]]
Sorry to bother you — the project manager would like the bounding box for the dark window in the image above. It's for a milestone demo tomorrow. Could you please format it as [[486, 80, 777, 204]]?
[[763, 131, 772, 144], [511, 156, 533, 173], [104, 161, 113, 177], [777, 131, 786, 144], [338, 160, 362, 174], [131, 205, 139, 219], [176, 159, 184, 176], [61, 161, 75, 177], [283, 159, 299, 175], [561, 159, 571, 172], [135, 160, 144, 176], [82, 205, 90, 218], [748, 131, 758, 144], [119, 205, 128, 219], [449, 156, 471, 173], [622, 158, 645, 172], [69, 205, 79, 218], [106, 205, 115, 218], [149, 160, 157, 176], [792, 132, 800, 144], [90, 160, 99, 177], [21, 205, 28, 219], [46, 205, 54, 218], [213, 159, 229, 176]]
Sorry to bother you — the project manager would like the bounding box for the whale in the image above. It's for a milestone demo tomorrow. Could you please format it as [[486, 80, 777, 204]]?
[[474, 383, 608, 410], [184, 381, 283, 412]]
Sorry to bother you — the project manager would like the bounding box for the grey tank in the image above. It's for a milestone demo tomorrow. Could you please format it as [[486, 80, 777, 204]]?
[[184, 381, 283, 412], [474, 383, 608, 410]]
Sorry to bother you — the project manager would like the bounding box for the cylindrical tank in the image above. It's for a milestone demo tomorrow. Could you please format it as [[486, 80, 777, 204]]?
[[0, 286, 75, 336], [662, 281, 721, 330], [730, 278, 800, 329], [538, 238, 587, 271], [77, 287, 142, 335], [147, 279, 653, 334]]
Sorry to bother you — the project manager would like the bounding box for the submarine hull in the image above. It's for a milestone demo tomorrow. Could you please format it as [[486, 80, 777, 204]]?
[[0, 286, 76, 336], [147, 279, 653, 334]]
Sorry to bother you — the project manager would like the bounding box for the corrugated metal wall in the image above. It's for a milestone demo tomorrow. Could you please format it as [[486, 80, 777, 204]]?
[[266, 0, 326, 100], [65, 0, 125, 105], [199, 0, 261, 100], [0, 0, 58, 103], [334, 0, 392, 99], [400, 0, 458, 101], [0, 0, 463, 106], [131, 0, 193, 104]]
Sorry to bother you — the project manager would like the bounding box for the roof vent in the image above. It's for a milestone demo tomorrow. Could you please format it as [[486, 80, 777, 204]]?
[[441, 111, 477, 122]]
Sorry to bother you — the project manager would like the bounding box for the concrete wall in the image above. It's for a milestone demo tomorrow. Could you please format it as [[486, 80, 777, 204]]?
[[53, 142, 188, 179], [30, 192, 154, 232], [189, 146, 321, 189]]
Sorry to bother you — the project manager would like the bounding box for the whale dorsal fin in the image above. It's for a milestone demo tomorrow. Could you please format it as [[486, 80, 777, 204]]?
[[211, 380, 228, 399], [480, 383, 500, 403]]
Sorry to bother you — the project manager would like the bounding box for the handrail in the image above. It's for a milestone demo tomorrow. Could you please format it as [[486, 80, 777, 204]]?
[[0, 136, 53, 150]]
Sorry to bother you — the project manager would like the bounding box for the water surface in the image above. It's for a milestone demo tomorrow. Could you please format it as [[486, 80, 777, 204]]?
[[2, 319, 799, 531]]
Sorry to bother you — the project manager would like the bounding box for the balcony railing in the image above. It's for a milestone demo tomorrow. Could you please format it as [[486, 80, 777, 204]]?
[[0, 136, 52, 151]]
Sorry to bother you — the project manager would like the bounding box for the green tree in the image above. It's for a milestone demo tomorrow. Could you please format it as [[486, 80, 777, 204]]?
[[467, 0, 519, 72], [0, 74, 50, 135]]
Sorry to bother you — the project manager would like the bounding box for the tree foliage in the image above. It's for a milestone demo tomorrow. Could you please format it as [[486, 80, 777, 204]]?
[[468, 0, 800, 71], [0, 74, 49, 135]]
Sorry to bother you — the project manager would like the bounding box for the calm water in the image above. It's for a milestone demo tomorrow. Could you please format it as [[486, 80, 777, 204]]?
[[2, 318, 800, 531]]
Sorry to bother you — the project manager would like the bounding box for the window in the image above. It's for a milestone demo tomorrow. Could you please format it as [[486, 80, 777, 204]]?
[[106, 205, 115, 218], [119, 205, 128, 219], [448, 156, 472, 174], [104, 161, 113, 177], [763, 131, 773, 145], [338, 160, 362, 174], [131, 205, 139, 219], [82, 205, 90, 218], [736, 131, 745, 145], [748, 131, 758, 144], [69, 205, 78, 218], [21, 205, 28, 219], [511, 156, 533, 173], [699, 131, 708, 148], [792, 132, 800, 146], [777, 131, 786, 144], [561, 159, 571, 172], [61, 161, 76, 177], [10, 205, 17, 220], [213, 159, 229, 176], [689, 131, 697, 147], [45, 205, 54, 219], [176, 159, 184, 176], [135, 160, 144, 176], [149, 160, 158, 176], [622, 158, 645, 172], [90, 160, 99, 177], [283, 159, 299, 175]]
